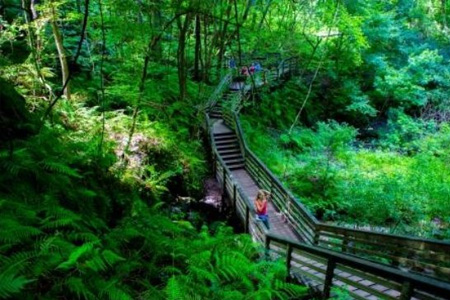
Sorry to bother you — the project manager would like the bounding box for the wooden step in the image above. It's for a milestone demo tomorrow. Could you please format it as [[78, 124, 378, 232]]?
[[224, 158, 245, 165], [229, 164, 245, 170], [213, 131, 234, 137], [217, 148, 241, 155], [215, 139, 238, 146], [221, 153, 243, 160], [214, 136, 237, 142], [216, 145, 239, 151]]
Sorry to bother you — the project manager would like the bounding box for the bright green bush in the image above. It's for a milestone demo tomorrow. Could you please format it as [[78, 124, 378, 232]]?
[[243, 115, 450, 238]]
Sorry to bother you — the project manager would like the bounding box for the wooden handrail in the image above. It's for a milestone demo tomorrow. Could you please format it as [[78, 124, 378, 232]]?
[[267, 233, 450, 299], [234, 112, 318, 225], [205, 59, 450, 297], [206, 72, 232, 110], [233, 111, 450, 280], [218, 62, 450, 281]]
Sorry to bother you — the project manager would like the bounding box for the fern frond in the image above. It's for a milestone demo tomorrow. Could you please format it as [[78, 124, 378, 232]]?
[[85, 255, 108, 272], [274, 279, 308, 298], [0, 273, 34, 299], [39, 160, 82, 178], [41, 205, 82, 230], [188, 266, 219, 284], [68, 232, 101, 243], [165, 276, 183, 300], [0, 219, 42, 244], [99, 280, 133, 300], [65, 277, 96, 300], [57, 243, 94, 270], [101, 249, 125, 267]]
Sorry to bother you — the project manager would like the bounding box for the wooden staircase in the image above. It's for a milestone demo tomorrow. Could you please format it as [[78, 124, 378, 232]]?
[[214, 131, 245, 171], [203, 56, 450, 299]]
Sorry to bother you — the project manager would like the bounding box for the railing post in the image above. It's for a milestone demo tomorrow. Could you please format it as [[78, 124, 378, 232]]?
[[265, 235, 271, 249], [222, 167, 226, 194], [342, 232, 348, 252], [269, 182, 274, 197], [245, 206, 250, 233], [212, 152, 216, 175], [233, 184, 237, 212], [265, 235, 271, 261], [286, 244, 293, 281], [314, 229, 320, 246], [323, 258, 336, 299], [400, 281, 413, 300]]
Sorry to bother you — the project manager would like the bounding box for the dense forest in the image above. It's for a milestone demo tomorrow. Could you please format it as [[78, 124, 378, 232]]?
[[0, 0, 449, 299]]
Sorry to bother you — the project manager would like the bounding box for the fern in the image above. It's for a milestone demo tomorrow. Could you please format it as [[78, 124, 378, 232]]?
[[98, 279, 133, 300], [165, 276, 183, 300], [65, 277, 96, 300], [0, 273, 34, 299], [101, 249, 125, 267], [39, 159, 82, 178], [85, 248, 108, 272], [57, 243, 95, 270], [0, 219, 42, 244]]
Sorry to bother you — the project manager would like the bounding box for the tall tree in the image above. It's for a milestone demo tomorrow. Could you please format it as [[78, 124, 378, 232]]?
[[50, 2, 70, 99], [176, 13, 191, 101], [193, 14, 202, 81]]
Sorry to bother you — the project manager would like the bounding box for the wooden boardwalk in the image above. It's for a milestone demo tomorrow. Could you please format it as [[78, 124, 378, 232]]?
[[205, 59, 450, 299], [210, 117, 448, 300], [212, 119, 300, 241]]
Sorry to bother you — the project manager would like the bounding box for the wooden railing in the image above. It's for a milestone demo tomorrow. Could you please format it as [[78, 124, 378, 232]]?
[[266, 233, 450, 300], [204, 112, 267, 242], [204, 59, 450, 296], [205, 110, 450, 299], [231, 111, 450, 281], [220, 59, 450, 281], [206, 71, 233, 110]]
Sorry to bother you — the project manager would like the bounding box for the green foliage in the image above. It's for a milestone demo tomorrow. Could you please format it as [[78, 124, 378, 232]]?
[[374, 49, 449, 108], [0, 121, 307, 299], [243, 113, 450, 237]]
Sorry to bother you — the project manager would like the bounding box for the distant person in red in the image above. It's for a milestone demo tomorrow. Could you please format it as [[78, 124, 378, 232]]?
[[249, 63, 256, 74], [241, 66, 249, 76], [254, 190, 270, 230]]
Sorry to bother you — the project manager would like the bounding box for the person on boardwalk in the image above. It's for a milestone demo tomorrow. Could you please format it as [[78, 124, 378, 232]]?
[[254, 190, 270, 230], [249, 63, 256, 75], [254, 62, 262, 72], [241, 66, 249, 76], [229, 58, 236, 69]]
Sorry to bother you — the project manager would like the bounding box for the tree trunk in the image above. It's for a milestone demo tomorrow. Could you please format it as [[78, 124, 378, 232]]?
[[241, 0, 253, 23], [151, 7, 163, 60], [203, 14, 209, 82], [443, 0, 448, 29], [258, 0, 272, 30], [216, 3, 232, 78], [177, 14, 191, 101], [193, 14, 202, 81], [233, 0, 242, 65], [51, 5, 70, 100]]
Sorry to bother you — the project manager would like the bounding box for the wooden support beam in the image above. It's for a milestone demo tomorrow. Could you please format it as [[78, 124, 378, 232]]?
[[323, 258, 336, 299], [245, 206, 250, 233], [400, 281, 413, 300], [286, 244, 293, 281], [222, 167, 226, 195], [233, 184, 237, 212]]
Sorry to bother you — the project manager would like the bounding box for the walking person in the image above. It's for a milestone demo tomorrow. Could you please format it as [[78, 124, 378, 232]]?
[[254, 190, 270, 230]]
